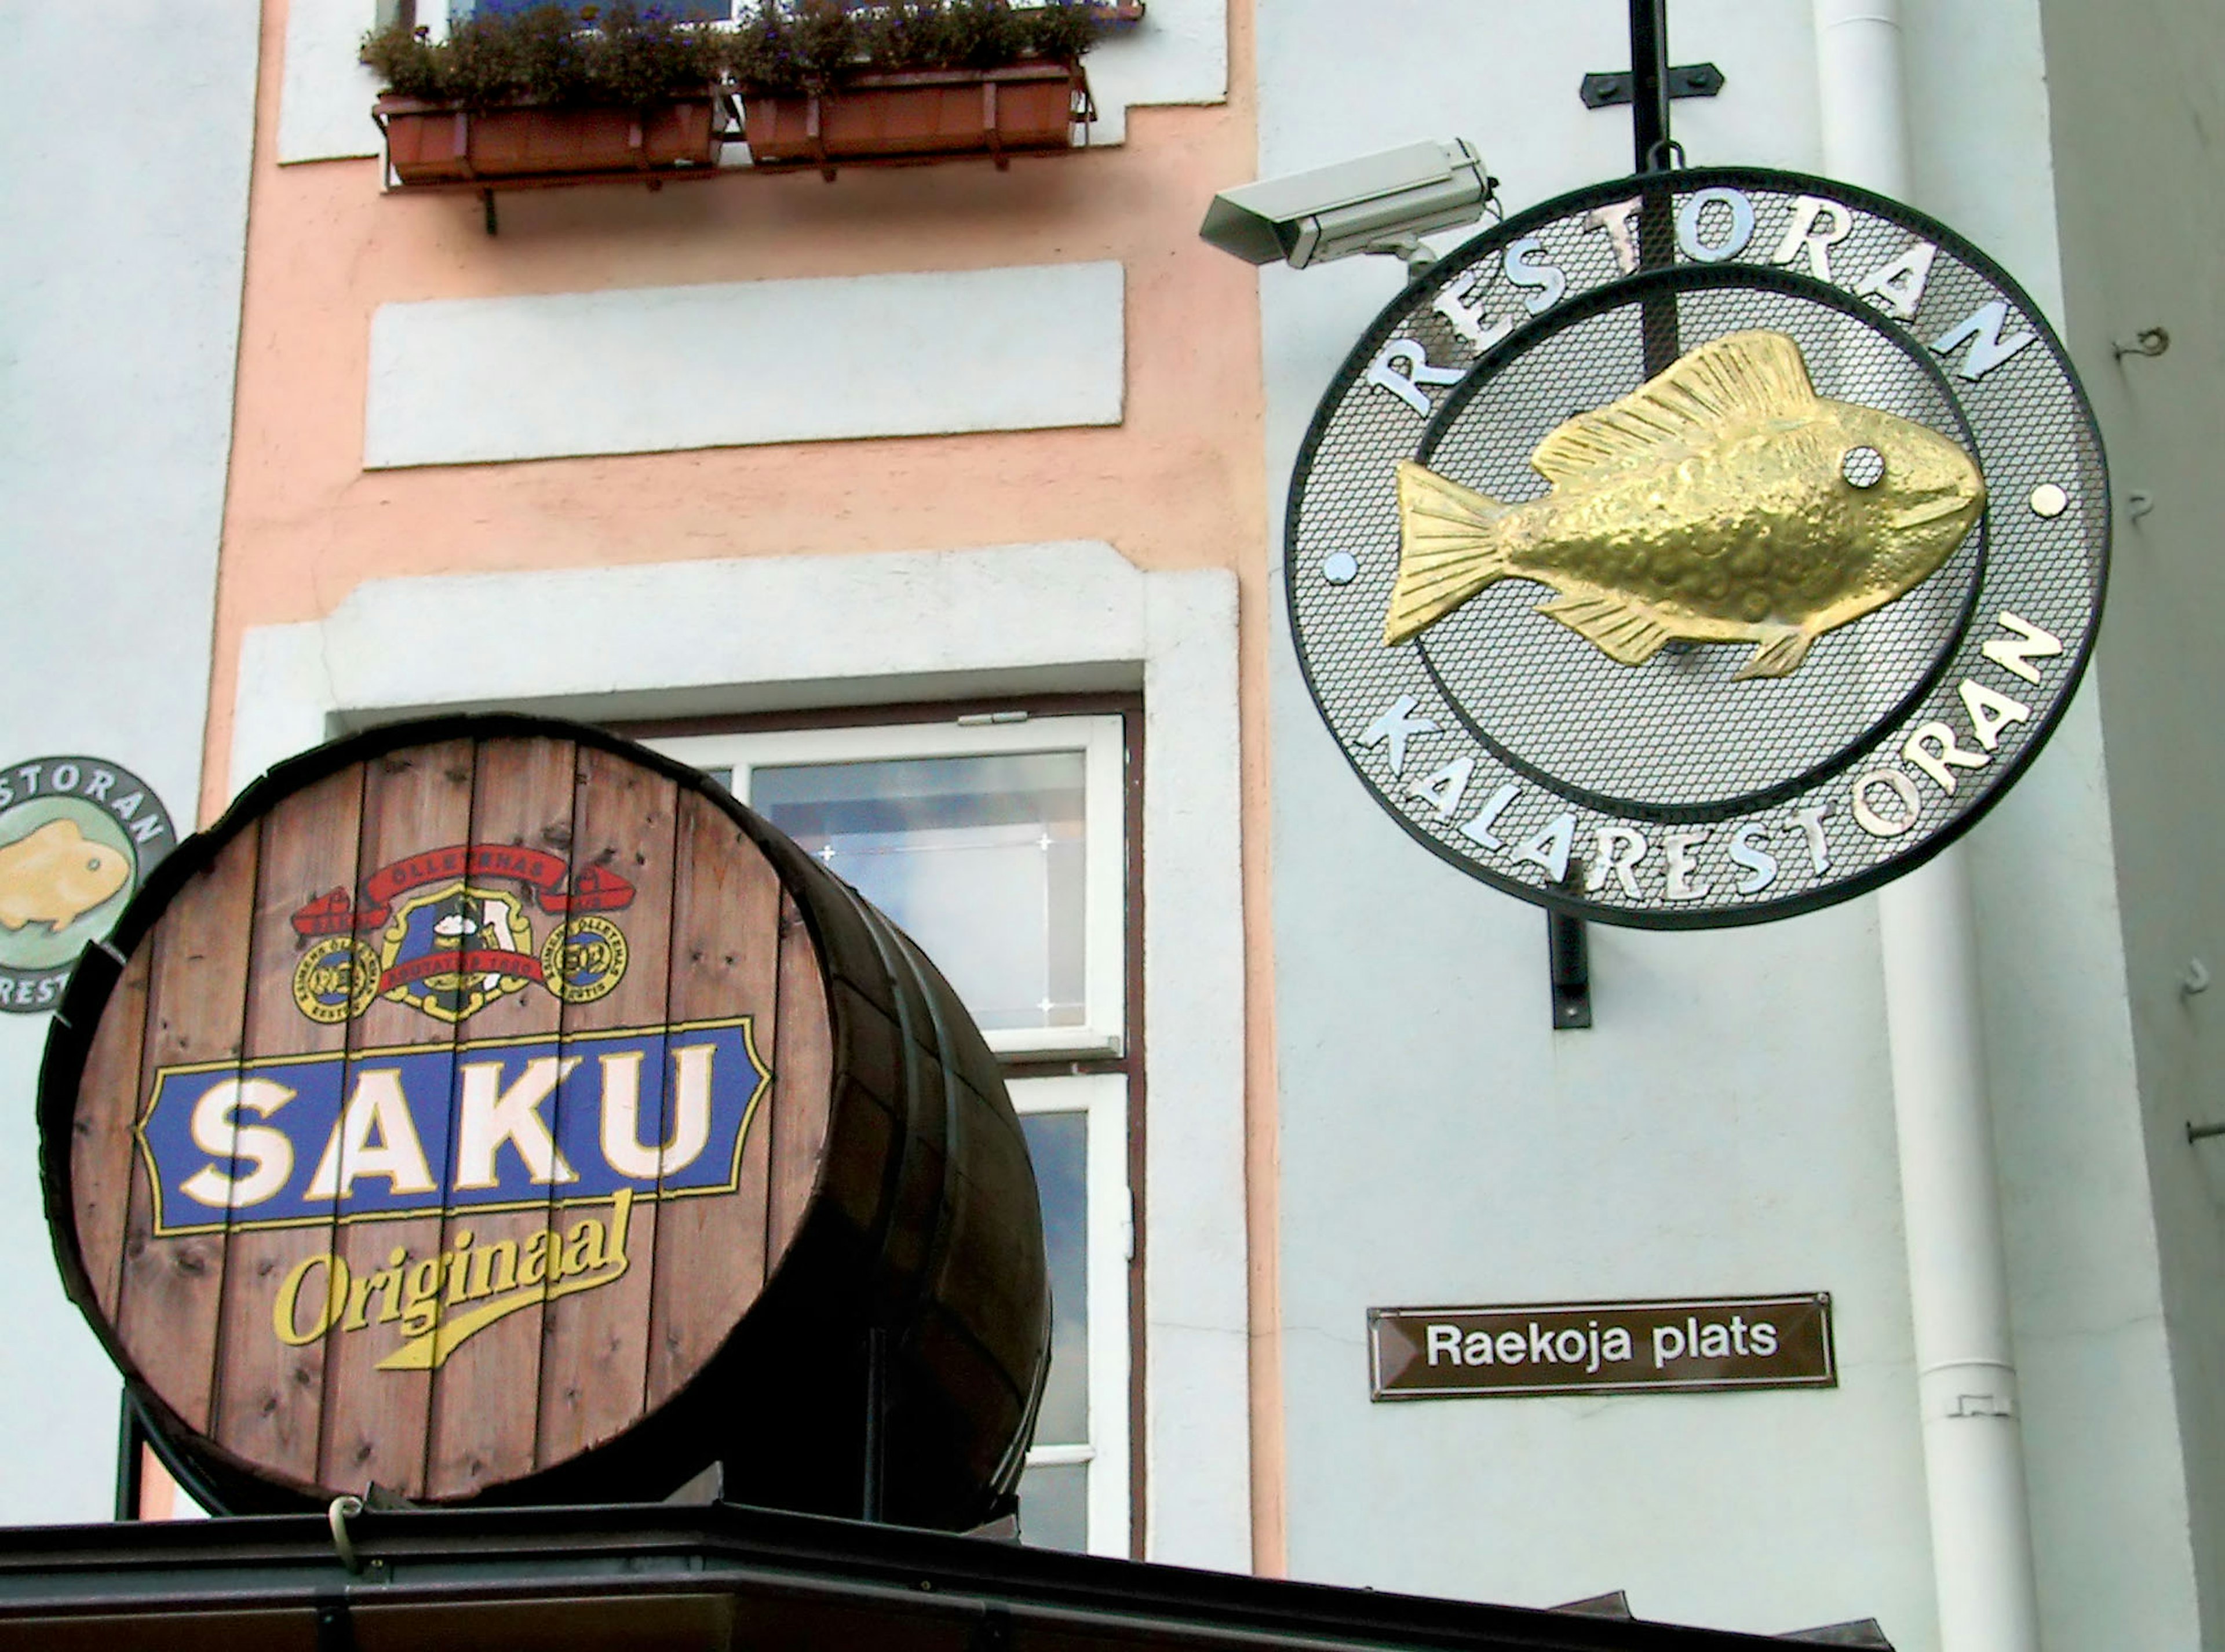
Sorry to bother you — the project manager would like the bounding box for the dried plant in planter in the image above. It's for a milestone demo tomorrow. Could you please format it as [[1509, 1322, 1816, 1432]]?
[[1014, 2, 1104, 64], [728, 1, 1110, 173], [363, 1, 1110, 107], [364, 3, 732, 189], [362, 0, 1113, 187], [723, 0, 1108, 94], [724, 0, 860, 96], [361, 2, 725, 108]]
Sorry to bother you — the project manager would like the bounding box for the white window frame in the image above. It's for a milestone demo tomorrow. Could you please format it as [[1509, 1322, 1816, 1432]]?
[[654, 716, 1134, 1558], [1009, 1073, 1132, 1558], [653, 714, 1127, 1060]]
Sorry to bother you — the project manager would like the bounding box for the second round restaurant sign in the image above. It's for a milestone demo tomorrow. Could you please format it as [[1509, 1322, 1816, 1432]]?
[[39, 717, 1049, 1522]]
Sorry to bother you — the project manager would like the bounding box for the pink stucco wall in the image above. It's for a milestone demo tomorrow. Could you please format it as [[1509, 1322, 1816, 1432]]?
[[211, 0, 1282, 1571]]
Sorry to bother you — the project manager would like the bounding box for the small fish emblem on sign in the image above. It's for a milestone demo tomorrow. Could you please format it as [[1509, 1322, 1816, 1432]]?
[[0, 756, 173, 1015], [0, 819, 130, 935], [1385, 329, 1987, 678]]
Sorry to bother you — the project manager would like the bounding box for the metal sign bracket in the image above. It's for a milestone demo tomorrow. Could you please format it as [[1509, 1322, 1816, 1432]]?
[[1549, 906, 1593, 1030], [1580, 63, 1724, 110]]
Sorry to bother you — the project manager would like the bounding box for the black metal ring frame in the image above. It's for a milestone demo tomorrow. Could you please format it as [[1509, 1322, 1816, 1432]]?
[[1282, 163, 2111, 930]]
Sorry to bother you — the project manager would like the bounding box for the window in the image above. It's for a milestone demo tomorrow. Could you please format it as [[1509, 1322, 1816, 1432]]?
[[657, 715, 1127, 1060], [649, 709, 1134, 1555], [426, 1, 728, 37], [454, 1, 1072, 19], [1009, 1074, 1130, 1555]]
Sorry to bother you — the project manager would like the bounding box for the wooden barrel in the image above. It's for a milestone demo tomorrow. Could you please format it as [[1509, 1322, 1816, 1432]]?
[[39, 716, 1049, 1526]]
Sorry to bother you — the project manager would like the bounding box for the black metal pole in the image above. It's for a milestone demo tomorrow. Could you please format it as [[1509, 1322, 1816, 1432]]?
[[114, 1391, 145, 1523], [1629, 0, 1672, 174], [1631, 0, 1679, 373], [1548, 906, 1593, 1030], [1546, 0, 1680, 1029], [862, 1326, 888, 1522]]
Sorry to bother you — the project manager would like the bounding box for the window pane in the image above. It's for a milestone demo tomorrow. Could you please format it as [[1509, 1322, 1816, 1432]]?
[[1017, 1460, 1089, 1553], [752, 752, 1088, 1033], [1020, 1111, 1088, 1446], [461, 0, 731, 17]]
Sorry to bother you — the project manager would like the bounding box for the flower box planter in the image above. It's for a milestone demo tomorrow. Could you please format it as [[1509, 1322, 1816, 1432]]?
[[375, 93, 729, 187], [742, 63, 1090, 174]]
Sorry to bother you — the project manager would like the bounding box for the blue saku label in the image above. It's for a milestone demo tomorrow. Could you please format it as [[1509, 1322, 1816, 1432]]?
[[137, 1017, 769, 1237]]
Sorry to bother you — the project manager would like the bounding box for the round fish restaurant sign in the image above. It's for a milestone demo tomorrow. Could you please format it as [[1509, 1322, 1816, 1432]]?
[[0, 756, 173, 1012], [1286, 167, 2108, 926]]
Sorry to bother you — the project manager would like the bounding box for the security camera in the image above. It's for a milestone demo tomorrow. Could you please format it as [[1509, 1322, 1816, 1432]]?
[[1198, 140, 1495, 274]]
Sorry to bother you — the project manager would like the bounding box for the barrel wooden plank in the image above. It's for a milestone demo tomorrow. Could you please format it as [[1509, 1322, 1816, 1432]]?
[[115, 823, 262, 1435], [422, 736, 577, 1500], [314, 740, 476, 1498], [644, 792, 785, 1409], [71, 940, 152, 1323], [536, 747, 679, 1468], [207, 767, 366, 1489], [769, 892, 833, 1255]]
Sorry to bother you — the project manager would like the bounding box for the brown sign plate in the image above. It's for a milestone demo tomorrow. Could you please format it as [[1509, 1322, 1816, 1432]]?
[[1370, 1293, 1834, 1400]]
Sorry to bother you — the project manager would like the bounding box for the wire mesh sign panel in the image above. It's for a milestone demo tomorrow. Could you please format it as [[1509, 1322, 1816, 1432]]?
[[1286, 167, 2108, 927]]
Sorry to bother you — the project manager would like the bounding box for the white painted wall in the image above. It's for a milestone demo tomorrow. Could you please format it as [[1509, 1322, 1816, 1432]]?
[[366, 262, 1125, 468], [230, 542, 1255, 1572], [1083, 0, 1230, 147], [1254, 2, 2188, 1647], [0, 3, 257, 1523], [1898, 6, 2200, 1648], [280, 0, 387, 165], [2029, 0, 2225, 1644]]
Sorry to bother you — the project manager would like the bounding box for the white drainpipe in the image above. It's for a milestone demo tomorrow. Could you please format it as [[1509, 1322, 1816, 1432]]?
[[1811, 4, 2044, 1651]]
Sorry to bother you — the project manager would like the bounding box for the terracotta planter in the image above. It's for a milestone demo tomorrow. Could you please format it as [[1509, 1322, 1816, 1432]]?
[[377, 94, 724, 186], [743, 64, 1088, 172]]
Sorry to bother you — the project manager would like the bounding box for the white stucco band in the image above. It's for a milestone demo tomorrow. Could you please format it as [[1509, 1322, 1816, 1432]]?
[[366, 262, 1125, 469], [278, 0, 388, 166], [229, 541, 1253, 1571], [278, 0, 1227, 165]]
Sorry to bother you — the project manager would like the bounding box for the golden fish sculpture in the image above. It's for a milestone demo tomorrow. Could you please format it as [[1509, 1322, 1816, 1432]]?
[[1385, 329, 1987, 678], [0, 818, 132, 934]]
